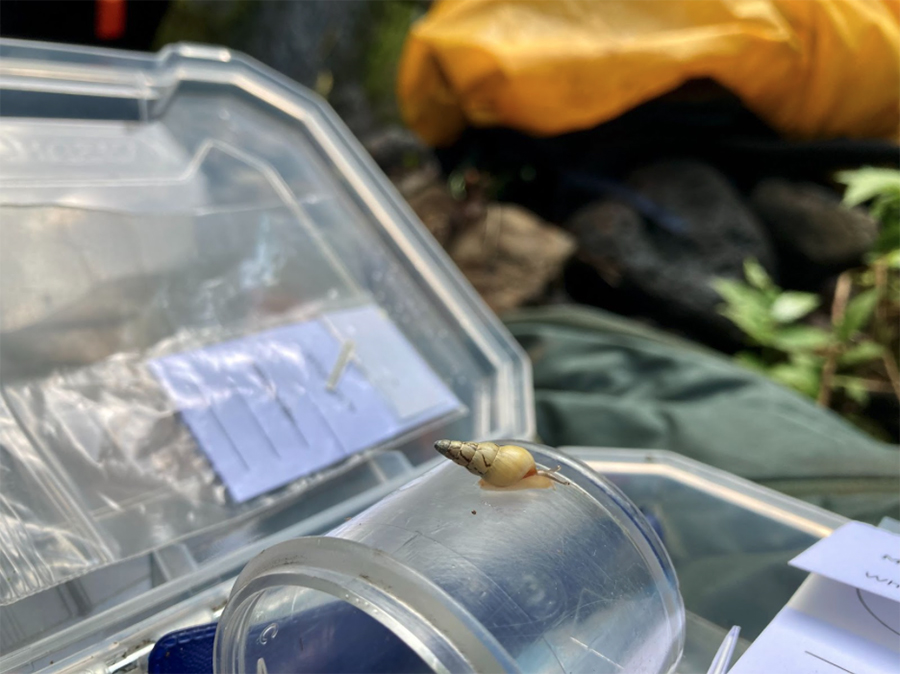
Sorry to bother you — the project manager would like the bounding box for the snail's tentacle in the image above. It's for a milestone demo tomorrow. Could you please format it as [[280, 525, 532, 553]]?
[[536, 465, 569, 485]]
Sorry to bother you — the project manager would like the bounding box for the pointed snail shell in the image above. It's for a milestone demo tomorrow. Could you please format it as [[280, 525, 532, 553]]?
[[434, 440, 537, 487]]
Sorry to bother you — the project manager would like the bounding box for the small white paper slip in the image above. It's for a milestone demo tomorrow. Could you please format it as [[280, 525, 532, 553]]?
[[729, 575, 900, 674], [731, 521, 900, 674], [729, 574, 900, 674], [789, 521, 900, 602], [150, 304, 462, 503]]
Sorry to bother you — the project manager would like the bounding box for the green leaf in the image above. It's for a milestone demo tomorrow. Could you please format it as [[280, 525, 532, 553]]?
[[743, 258, 773, 291], [721, 309, 775, 345], [837, 289, 879, 341], [734, 351, 768, 373], [771, 326, 833, 352], [770, 292, 820, 323], [835, 168, 900, 208], [768, 359, 822, 398], [878, 248, 900, 269], [712, 278, 765, 307], [834, 376, 870, 406], [448, 171, 467, 200], [838, 341, 885, 367], [870, 213, 900, 258], [790, 352, 826, 368], [713, 278, 775, 344]]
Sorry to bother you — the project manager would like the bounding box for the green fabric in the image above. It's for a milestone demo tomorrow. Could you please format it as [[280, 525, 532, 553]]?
[[504, 305, 899, 524]]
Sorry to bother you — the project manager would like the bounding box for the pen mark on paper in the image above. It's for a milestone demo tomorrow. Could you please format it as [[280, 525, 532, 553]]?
[[804, 651, 856, 674], [856, 588, 900, 636]]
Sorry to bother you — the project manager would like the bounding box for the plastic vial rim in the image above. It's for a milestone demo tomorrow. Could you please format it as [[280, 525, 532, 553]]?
[[214, 443, 685, 674], [213, 536, 520, 674]]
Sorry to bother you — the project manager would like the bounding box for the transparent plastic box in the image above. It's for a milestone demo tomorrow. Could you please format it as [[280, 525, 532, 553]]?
[[1, 448, 845, 674], [0, 36, 532, 651]]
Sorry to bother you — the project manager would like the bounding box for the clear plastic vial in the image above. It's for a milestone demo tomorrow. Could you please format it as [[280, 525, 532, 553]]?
[[214, 442, 685, 673]]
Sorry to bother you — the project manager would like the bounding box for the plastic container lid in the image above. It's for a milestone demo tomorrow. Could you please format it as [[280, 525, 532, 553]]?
[[0, 35, 532, 637]]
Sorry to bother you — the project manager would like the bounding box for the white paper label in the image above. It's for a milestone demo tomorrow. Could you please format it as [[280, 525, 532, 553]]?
[[789, 521, 900, 602], [730, 575, 900, 674], [150, 304, 461, 502]]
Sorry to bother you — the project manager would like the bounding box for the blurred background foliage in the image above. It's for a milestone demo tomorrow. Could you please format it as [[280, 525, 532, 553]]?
[[714, 170, 899, 439], [152, 0, 898, 442], [10, 0, 894, 442]]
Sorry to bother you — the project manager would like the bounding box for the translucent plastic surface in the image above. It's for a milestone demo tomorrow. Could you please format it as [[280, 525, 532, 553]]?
[[216, 443, 685, 673], [0, 39, 532, 607], [5, 447, 840, 674]]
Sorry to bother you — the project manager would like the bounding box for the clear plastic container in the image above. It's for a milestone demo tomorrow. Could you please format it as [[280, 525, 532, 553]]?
[[0, 37, 531, 622], [7, 447, 843, 674], [214, 442, 686, 674]]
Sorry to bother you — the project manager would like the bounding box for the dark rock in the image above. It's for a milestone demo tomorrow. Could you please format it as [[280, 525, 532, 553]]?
[[566, 160, 775, 348], [626, 160, 777, 273], [750, 178, 879, 267]]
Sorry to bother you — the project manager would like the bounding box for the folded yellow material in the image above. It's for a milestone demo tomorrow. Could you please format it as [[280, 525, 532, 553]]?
[[398, 0, 900, 146]]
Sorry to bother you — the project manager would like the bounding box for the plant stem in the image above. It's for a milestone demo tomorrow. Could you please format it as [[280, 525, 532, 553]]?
[[870, 260, 900, 400], [874, 262, 887, 328], [882, 351, 900, 400], [818, 273, 852, 407], [832, 376, 896, 393]]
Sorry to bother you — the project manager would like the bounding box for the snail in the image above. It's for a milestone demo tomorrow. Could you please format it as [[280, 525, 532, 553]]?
[[434, 440, 569, 490]]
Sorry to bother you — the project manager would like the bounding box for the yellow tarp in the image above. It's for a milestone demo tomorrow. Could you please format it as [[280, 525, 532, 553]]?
[[398, 0, 900, 146]]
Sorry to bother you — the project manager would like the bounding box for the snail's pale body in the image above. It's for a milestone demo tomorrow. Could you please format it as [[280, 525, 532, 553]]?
[[434, 440, 568, 489]]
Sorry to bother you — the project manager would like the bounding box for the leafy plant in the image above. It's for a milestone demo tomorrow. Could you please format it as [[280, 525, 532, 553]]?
[[714, 168, 900, 439], [836, 168, 900, 253]]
